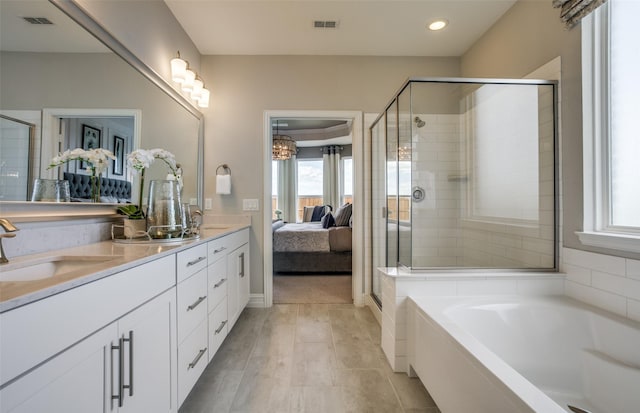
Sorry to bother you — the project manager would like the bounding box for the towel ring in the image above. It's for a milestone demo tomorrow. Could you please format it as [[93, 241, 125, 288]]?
[[216, 164, 231, 176]]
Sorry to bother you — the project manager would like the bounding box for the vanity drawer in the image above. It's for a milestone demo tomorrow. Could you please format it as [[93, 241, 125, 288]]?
[[207, 237, 230, 264], [208, 257, 227, 312], [176, 268, 208, 343], [208, 296, 228, 362], [177, 243, 208, 283], [177, 319, 208, 407]]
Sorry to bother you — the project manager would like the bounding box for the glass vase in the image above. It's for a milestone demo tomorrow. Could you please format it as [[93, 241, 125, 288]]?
[[146, 180, 182, 238]]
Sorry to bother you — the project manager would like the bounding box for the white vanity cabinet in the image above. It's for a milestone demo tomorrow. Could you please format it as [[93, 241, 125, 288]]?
[[0, 256, 177, 413]]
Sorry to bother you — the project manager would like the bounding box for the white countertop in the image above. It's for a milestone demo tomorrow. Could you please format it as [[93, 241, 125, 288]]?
[[0, 224, 249, 313]]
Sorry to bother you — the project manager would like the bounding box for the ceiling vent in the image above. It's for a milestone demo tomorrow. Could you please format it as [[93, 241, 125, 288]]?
[[313, 20, 339, 29], [23, 17, 54, 25]]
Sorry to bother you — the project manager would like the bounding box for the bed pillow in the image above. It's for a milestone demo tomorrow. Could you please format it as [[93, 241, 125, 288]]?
[[334, 203, 352, 226], [310, 205, 326, 222], [321, 212, 336, 228], [302, 206, 315, 222], [272, 220, 285, 232]]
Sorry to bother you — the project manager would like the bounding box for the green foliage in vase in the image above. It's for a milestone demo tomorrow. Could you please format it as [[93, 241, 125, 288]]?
[[117, 204, 145, 220]]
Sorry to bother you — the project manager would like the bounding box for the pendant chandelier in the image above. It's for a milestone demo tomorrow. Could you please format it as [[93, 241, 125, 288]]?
[[272, 123, 297, 160]]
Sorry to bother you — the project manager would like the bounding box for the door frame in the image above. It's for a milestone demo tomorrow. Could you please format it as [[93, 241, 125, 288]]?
[[262, 110, 364, 307]]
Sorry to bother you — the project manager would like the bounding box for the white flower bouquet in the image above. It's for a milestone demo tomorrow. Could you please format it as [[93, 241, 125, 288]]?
[[49, 148, 116, 202], [118, 148, 179, 219]]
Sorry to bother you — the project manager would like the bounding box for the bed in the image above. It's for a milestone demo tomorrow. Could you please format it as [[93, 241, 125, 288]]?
[[64, 172, 132, 203], [272, 221, 352, 274]]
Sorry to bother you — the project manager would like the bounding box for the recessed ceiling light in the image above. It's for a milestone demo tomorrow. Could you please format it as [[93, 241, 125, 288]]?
[[428, 19, 448, 31]]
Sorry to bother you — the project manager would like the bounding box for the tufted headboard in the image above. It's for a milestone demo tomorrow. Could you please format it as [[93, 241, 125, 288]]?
[[64, 172, 132, 203]]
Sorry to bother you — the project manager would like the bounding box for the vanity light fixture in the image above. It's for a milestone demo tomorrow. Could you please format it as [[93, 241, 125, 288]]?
[[170, 51, 187, 83], [181, 67, 196, 93], [197, 88, 210, 108], [191, 75, 204, 100], [171, 51, 210, 108], [428, 19, 448, 31]]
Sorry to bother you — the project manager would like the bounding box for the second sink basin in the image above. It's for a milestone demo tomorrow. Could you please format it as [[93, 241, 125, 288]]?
[[0, 255, 122, 282]]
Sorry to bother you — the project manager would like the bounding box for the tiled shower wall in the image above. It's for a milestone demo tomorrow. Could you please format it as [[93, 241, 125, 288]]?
[[411, 114, 462, 267], [409, 85, 555, 269]]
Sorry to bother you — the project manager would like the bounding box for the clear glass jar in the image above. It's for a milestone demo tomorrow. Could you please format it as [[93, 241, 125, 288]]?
[[146, 180, 182, 238]]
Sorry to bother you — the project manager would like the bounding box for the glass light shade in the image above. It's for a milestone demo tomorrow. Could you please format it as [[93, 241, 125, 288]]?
[[191, 77, 204, 99], [197, 88, 210, 108], [170, 57, 187, 83], [181, 69, 196, 92], [272, 135, 297, 160]]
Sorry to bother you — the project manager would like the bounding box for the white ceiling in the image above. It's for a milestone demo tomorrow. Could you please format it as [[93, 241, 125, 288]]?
[[164, 0, 517, 56], [0, 1, 107, 53]]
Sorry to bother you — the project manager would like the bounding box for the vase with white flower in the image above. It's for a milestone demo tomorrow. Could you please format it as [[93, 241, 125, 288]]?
[[118, 149, 180, 237], [48, 148, 115, 203]]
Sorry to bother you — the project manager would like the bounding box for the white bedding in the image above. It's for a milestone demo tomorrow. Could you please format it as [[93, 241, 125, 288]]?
[[273, 222, 330, 252]]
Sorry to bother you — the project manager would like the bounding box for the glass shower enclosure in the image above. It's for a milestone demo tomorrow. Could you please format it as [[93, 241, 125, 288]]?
[[369, 78, 557, 306]]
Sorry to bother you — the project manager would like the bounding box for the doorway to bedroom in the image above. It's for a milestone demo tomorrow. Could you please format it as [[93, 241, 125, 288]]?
[[269, 116, 354, 304]]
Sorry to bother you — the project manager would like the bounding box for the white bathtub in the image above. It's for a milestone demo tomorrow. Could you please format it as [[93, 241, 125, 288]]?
[[407, 295, 640, 413]]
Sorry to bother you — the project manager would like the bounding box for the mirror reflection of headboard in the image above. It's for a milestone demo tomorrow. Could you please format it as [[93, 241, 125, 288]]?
[[0, 0, 203, 210]]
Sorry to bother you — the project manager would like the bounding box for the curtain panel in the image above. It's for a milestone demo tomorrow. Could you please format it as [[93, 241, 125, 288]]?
[[553, 0, 607, 28], [322, 145, 342, 210], [277, 155, 297, 223]]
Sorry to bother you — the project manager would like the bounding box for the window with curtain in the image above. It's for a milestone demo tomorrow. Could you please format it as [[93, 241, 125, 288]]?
[[342, 157, 353, 204], [272, 160, 278, 219], [296, 159, 323, 222], [580, 0, 640, 252]]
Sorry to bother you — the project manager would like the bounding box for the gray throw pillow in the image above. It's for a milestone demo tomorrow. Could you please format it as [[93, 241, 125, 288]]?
[[334, 203, 352, 226]]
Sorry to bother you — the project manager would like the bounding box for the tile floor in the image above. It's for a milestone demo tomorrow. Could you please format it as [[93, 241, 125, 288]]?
[[273, 275, 353, 304], [179, 304, 440, 413]]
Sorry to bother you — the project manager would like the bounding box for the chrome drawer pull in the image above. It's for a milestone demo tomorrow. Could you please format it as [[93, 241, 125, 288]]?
[[187, 296, 206, 311], [188, 348, 207, 369], [239, 252, 245, 277], [213, 278, 227, 288], [215, 320, 228, 335], [213, 246, 227, 254], [187, 256, 206, 267]]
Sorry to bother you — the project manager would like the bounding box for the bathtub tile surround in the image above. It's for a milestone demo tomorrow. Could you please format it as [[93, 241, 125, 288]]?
[[379, 268, 565, 372], [563, 247, 640, 322]]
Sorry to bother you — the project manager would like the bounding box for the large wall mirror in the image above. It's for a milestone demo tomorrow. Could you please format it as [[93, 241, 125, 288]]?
[[0, 0, 203, 208]]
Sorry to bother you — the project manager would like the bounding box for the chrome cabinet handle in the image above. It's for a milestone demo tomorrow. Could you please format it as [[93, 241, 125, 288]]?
[[110, 331, 134, 408], [188, 348, 207, 369], [123, 331, 133, 397], [213, 246, 227, 254], [213, 278, 227, 288], [239, 252, 245, 278], [187, 296, 206, 311], [111, 340, 123, 407], [187, 256, 206, 267], [215, 320, 228, 335]]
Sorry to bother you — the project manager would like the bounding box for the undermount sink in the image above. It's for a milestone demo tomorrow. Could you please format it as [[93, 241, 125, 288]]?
[[0, 255, 122, 282]]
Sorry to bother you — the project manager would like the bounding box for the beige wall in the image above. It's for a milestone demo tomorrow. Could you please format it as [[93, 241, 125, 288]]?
[[199, 55, 460, 293], [461, 0, 639, 261]]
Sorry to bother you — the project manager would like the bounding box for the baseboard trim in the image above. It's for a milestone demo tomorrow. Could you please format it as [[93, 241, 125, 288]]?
[[248, 293, 266, 308], [365, 294, 382, 325]]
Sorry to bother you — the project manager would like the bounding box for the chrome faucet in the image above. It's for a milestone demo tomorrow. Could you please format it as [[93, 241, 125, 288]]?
[[191, 209, 203, 234], [0, 218, 18, 264]]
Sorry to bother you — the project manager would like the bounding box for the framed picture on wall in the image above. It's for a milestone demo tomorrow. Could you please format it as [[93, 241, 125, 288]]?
[[113, 135, 125, 176], [81, 124, 101, 170]]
